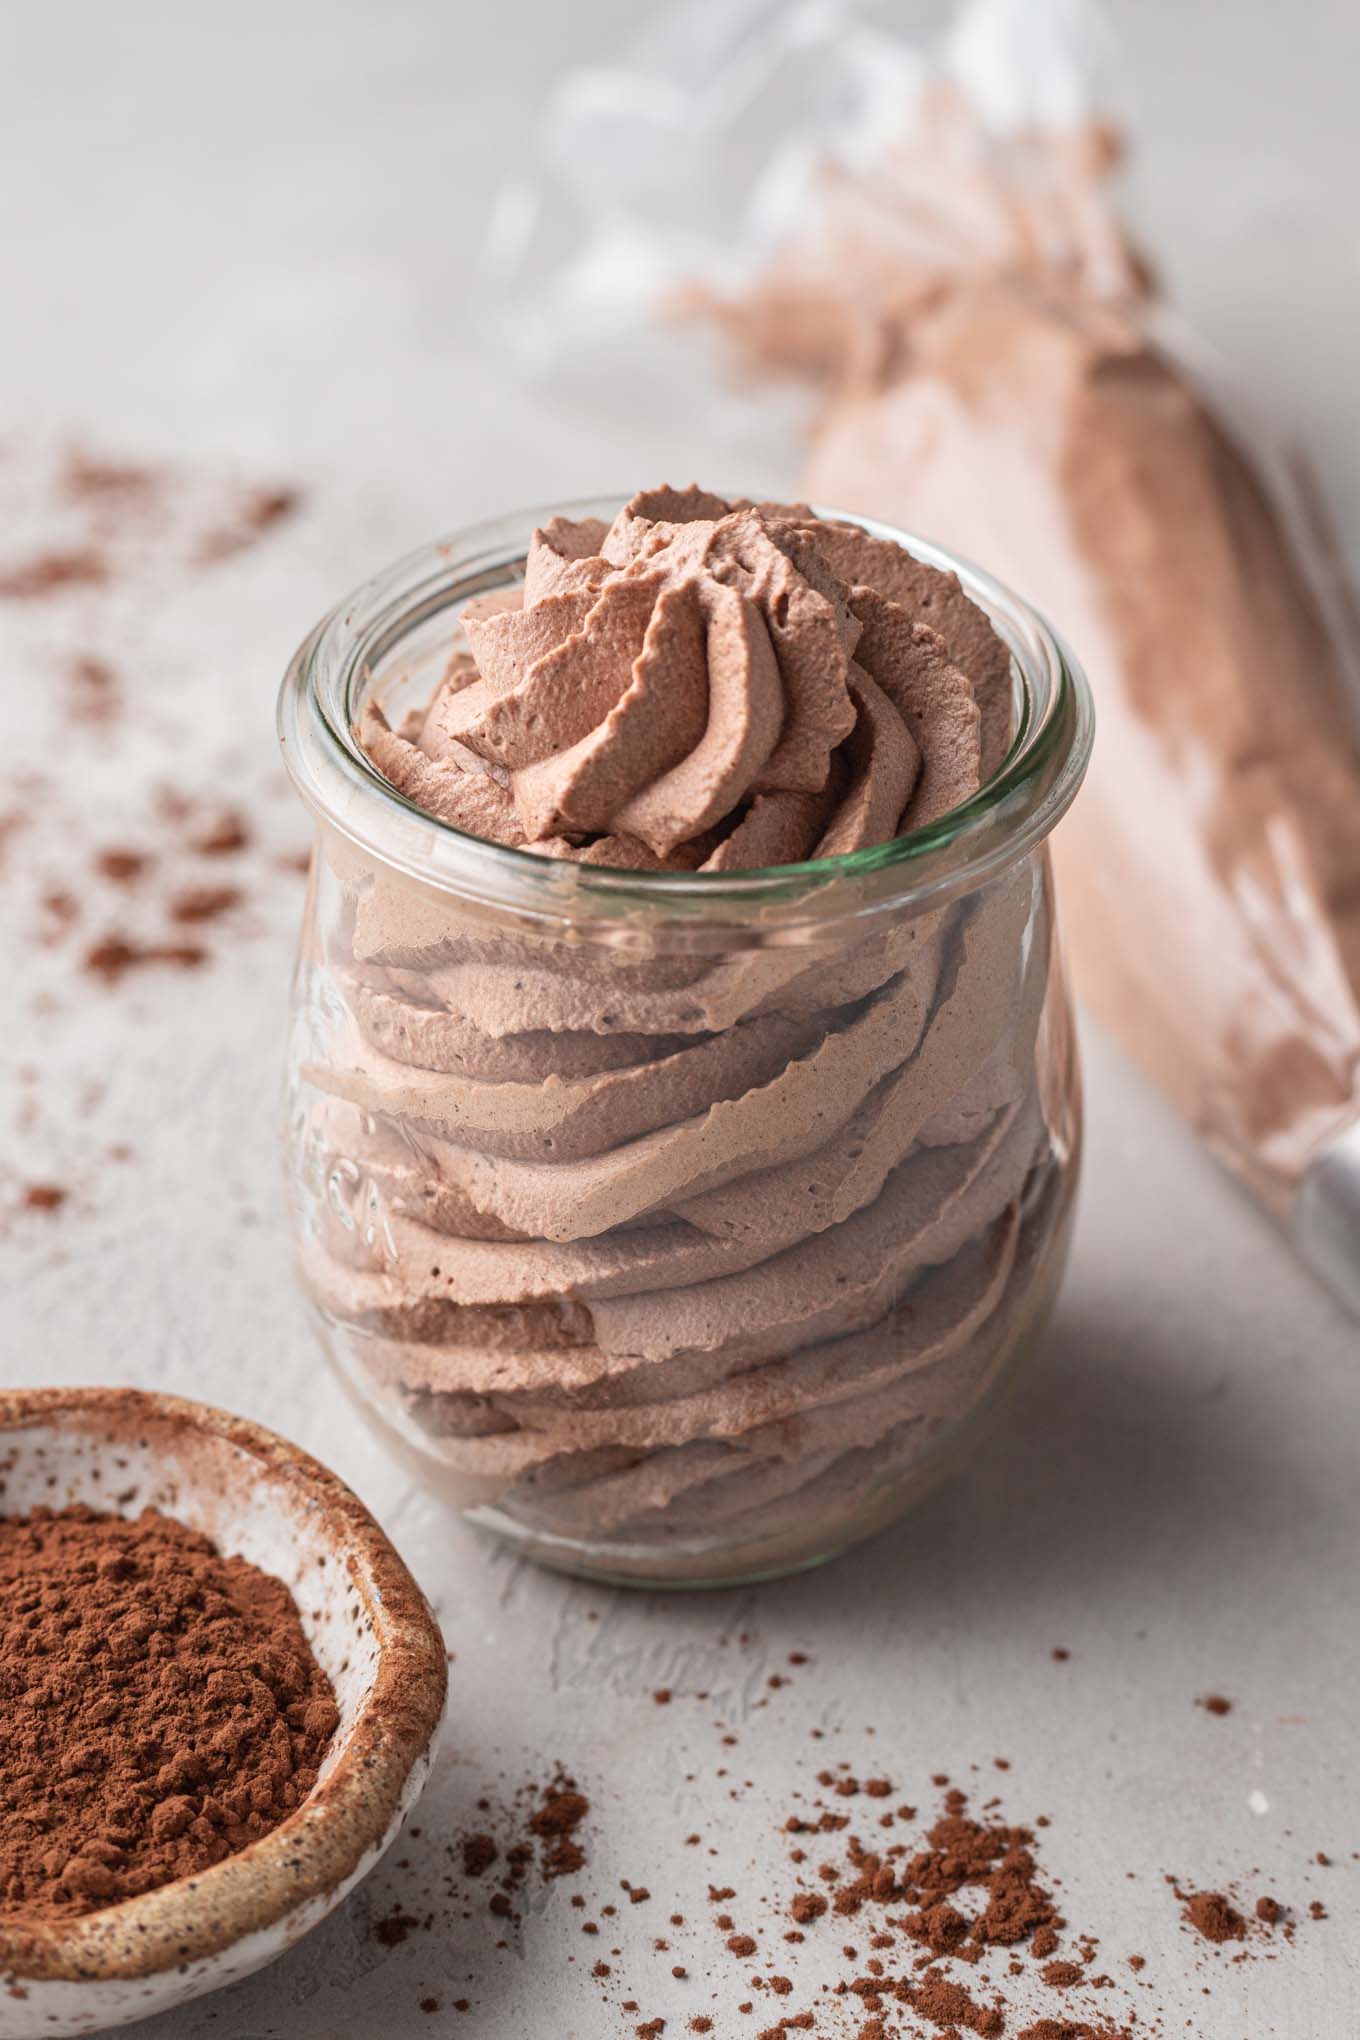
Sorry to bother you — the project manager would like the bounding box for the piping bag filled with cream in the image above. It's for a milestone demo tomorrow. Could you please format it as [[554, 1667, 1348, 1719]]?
[[487, 0, 1360, 1310]]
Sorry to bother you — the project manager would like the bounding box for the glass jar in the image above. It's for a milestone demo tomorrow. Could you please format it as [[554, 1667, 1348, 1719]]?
[[278, 500, 1093, 1587]]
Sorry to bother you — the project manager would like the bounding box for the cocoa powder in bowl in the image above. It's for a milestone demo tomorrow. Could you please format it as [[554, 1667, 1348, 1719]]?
[[0, 1503, 339, 1919]]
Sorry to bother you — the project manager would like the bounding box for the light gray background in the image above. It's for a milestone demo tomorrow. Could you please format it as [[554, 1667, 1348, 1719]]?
[[1, 3, 1356, 2035]]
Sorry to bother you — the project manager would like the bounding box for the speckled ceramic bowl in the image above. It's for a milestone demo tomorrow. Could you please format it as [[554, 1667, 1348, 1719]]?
[[0, 1388, 449, 2039]]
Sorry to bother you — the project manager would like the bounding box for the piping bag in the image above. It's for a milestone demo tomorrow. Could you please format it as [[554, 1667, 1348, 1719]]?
[[485, 0, 1360, 1315]]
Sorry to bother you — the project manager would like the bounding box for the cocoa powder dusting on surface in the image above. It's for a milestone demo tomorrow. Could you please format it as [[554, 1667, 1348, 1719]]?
[[191, 811, 251, 857], [167, 884, 242, 925], [2, 443, 303, 1033], [67, 655, 119, 724], [1180, 1889, 1247, 1943], [1012, 2023, 1129, 2040], [83, 934, 207, 985], [1196, 1694, 1232, 1717], [372, 1907, 420, 1948], [907, 1974, 1004, 2033], [0, 549, 109, 600], [412, 1770, 593, 1946], [529, 1776, 591, 1880], [0, 1504, 338, 1919], [195, 486, 301, 563], [94, 847, 149, 884]]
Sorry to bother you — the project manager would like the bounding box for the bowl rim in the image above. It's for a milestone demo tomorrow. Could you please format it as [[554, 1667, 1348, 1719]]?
[[0, 1386, 448, 1984]]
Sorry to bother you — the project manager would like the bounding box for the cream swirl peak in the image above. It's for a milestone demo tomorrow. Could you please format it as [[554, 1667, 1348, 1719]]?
[[359, 487, 1013, 870]]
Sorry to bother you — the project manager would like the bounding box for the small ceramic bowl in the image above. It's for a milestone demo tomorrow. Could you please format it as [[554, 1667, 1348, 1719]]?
[[0, 1387, 448, 2039]]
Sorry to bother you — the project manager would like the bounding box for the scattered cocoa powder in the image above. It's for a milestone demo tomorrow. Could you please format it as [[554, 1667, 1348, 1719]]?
[[94, 847, 149, 883], [446, 1770, 592, 1928], [37, 888, 79, 937], [462, 1834, 497, 1878], [21, 1183, 67, 1212], [191, 811, 251, 857], [195, 486, 301, 564], [0, 549, 109, 600], [1181, 1890, 1246, 1944], [62, 453, 160, 505], [1255, 1895, 1283, 1925], [67, 655, 119, 724], [373, 1907, 420, 1948], [83, 934, 207, 984], [0, 1504, 338, 1919], [530, 1778, 590, 1879], [1196, 1694, 1232, 1717], [907, 1975, 1003, 2034], [1013, 2023, 1129, 2040], [791, 1893, 827, 1924], [167, 884, 241, 925]]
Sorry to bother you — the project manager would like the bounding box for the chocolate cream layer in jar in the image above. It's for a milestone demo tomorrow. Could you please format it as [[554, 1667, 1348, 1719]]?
[[280, 487, 1093, 1584]]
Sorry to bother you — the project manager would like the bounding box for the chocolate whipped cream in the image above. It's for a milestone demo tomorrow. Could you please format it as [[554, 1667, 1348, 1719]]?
[[687, 94, 1360, 1312], [359, 487, 1012, 873], [289, 490, 1080, 1575]]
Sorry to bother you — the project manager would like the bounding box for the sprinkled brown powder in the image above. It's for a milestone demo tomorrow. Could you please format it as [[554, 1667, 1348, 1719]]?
[[167, 884, 241, 925], [1013, 2022, 1130, 2040], [908, 1975, 1004, 2034], [461, 1834, 497, 1878], [94, 848, 149, 883], [1182, 1890, 1246, 1944], [0, 549, 109, 600], [191, 811, 251, 857], [371, 1907, 420, 1947], [67, 656, 119, 724], [528, 1777, 590, 1880], [791, 1893, 827, 1924], [83, 935, 207, 985]]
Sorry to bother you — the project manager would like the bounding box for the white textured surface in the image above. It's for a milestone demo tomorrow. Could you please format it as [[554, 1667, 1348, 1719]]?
[[1, 3, 1357, 2035]]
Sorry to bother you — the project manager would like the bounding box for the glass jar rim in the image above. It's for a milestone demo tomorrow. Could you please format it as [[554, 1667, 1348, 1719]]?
[[277, 497, 1094, 933]]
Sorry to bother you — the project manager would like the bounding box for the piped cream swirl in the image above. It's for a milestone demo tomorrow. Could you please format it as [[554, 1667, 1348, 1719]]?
[[360, 487, 1013, 870]]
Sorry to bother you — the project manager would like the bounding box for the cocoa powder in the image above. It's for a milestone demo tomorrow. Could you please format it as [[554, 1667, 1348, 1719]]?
[[0, 1504, 338, 1918], [1181, 1890, 1246, 1944], [83, 934, 207, 984], [530, 1779, 590, 1879], [0, 549, 109, 600], [167, 884, 242, 925]]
